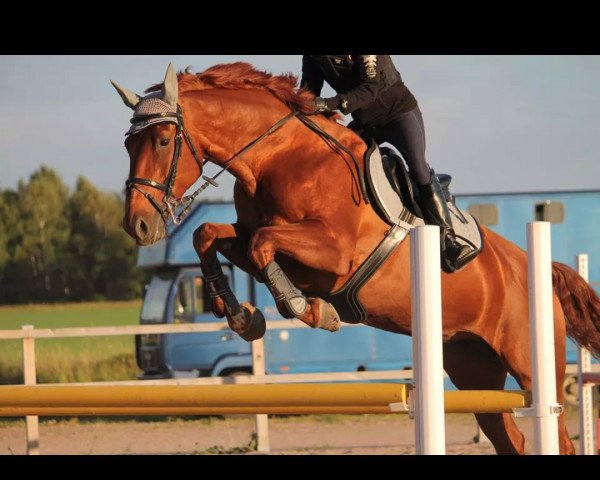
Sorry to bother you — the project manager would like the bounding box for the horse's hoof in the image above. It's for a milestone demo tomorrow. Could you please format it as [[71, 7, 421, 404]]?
[[237, 302, 266, 342], [308, 297, 340, 332], [211, 297, 226, 319], [320, 302, 341, 332]]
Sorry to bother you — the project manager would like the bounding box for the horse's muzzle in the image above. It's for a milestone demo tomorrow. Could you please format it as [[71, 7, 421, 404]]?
[[124, 213, 166, 246]]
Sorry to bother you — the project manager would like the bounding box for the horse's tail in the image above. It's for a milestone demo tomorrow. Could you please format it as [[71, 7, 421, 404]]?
[[552, 261, 600, 358]]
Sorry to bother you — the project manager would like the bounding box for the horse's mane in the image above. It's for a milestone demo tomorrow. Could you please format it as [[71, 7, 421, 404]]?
[[145, 62, 317, 114]]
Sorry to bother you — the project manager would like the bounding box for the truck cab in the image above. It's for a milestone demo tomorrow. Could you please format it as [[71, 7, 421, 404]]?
[[137, 265, 248, 378]]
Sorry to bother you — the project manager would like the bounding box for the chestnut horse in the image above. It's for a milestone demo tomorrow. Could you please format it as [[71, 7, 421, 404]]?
[[113, 62, 600, 454]]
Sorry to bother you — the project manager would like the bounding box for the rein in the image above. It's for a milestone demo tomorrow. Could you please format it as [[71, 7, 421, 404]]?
[[126, 106, 368, 225], [296, 112, 369, 204], [177, 110, 301, 221]]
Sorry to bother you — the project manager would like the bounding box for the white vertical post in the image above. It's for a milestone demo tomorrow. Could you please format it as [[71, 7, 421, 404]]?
[[576, 254, 595, 455], [22, 325, 39, 455], [411, 226, 446, 455], [527, 222, 560, 455], [251, 338, 270, 453]]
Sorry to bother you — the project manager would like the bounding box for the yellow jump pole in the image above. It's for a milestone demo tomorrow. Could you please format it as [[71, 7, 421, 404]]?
[[0, 383, 408, 408], [0, 384, 531, 416], [444, 390, 531, 414], [0, 406, 393, 416]]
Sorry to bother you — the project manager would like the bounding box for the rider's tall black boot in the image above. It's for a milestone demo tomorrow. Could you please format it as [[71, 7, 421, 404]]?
[[418, 169, 470, 273]]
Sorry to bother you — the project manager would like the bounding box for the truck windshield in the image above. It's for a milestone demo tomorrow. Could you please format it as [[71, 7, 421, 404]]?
[[141, 273, 175, 323]]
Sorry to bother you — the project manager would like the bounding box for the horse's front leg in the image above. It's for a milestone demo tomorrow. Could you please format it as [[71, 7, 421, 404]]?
[[248, 220, 354, 332], [193, 222, 265, 341]]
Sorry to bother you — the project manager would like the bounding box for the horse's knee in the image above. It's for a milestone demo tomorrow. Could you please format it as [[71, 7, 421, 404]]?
[[248, 227, 276, 268], [249, 227, 272, 248], [193, 223, 216, 254]]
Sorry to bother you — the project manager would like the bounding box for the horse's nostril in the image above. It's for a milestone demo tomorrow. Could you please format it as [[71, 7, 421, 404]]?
[[135, 217, 149, 239]]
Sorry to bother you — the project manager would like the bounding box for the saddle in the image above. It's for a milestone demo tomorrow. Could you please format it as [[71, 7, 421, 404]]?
[[364, 141, 483, 263], [320, 142, 484, 324]]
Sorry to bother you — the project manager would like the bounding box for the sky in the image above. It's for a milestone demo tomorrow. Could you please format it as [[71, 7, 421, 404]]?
[[1, 55, 599, 198]]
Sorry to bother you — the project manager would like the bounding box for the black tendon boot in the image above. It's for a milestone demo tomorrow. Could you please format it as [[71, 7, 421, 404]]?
[[418, 170, 470, 273]]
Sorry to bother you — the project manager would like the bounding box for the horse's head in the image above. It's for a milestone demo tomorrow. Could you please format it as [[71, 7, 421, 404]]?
[[111, 64, 204, 245]]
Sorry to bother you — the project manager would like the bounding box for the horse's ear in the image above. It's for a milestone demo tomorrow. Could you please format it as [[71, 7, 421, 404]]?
[[161, 63, 178, 107], [110, 80, 141, 109]]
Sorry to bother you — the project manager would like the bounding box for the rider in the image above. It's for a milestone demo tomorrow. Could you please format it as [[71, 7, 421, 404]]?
[[300, 55, 470, 272]]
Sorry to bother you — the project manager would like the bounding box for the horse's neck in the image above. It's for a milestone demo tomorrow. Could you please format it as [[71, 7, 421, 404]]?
[[182, 92, 290, 196]]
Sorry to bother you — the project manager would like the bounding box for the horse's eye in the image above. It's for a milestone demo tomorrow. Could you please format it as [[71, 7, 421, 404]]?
[[160, 138, 170, 147]]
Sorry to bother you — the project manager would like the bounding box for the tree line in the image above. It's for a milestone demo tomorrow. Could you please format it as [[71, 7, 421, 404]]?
[[0, 166, 149, 304]]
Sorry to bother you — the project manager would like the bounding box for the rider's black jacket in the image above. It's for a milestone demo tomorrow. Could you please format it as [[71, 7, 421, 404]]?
[[300, 55, 417, 126]]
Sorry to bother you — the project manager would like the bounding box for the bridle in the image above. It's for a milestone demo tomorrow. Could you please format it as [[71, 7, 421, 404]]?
[[125, 105, 207, 225], [126, 104, 368, 225]]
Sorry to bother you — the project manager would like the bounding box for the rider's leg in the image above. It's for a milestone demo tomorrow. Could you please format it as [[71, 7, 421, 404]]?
[[370, 107, 431, 186], [418, 169, 471, 272], [370, 107, 470, 272]]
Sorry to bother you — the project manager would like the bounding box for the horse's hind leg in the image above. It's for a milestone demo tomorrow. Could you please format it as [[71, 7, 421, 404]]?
[[499, 302, 576, 455], [193, 222, 266, 341], [443, 339, 526, 454]]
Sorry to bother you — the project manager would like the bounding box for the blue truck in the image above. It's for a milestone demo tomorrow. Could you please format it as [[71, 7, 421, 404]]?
[[135, 191, 600, 403]]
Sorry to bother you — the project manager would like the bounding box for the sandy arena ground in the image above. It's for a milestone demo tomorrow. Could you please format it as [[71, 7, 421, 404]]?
[[0, 411, 587, 455]]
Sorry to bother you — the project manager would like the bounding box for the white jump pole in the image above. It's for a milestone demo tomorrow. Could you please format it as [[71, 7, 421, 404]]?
[[251, 338, 271, 453], [411, 225, 446, 455], [527, 222, 560, 455], [576, 254, 595, 455]]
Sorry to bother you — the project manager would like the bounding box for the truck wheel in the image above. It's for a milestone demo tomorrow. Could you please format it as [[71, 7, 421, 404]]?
[[223, 369, 251, 379]]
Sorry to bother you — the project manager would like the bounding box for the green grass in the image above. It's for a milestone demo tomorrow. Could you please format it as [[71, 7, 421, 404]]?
[[0, 301, 142, 384]]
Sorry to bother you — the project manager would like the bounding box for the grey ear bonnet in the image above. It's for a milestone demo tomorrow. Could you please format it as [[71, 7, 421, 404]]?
[[111, 63, 179, 135], [125, 93, 178, 135]]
